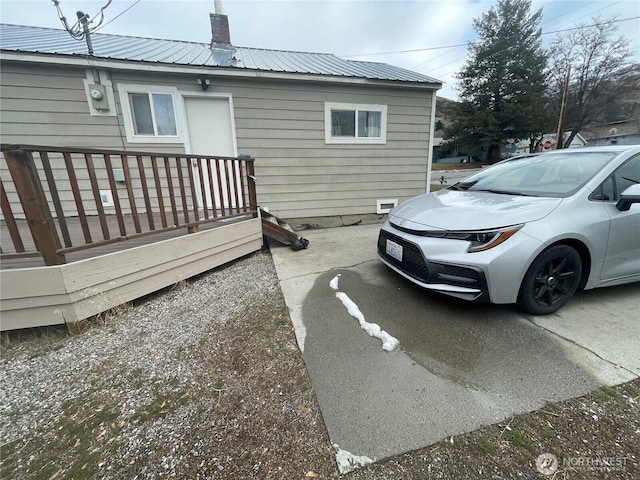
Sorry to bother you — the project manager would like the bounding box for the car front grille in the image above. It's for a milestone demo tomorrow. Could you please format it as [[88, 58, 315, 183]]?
[[378, 230, 429, 282], [378, 229, 485, 290]]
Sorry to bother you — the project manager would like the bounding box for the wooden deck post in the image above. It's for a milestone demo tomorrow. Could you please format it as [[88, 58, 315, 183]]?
[[4, 148, 65, 265], [246, 159, 258, 213]]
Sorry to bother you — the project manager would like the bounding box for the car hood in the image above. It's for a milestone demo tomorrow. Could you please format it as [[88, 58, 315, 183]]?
[[389, 190, 562, 231]]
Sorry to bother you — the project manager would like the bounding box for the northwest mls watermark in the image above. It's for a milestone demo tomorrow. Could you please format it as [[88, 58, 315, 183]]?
[[565, 455, 629, 472], [536, 453, 630, 475]]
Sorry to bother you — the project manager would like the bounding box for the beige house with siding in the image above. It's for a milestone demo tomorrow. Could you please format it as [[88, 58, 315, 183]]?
[[0, 16, 441, 224]]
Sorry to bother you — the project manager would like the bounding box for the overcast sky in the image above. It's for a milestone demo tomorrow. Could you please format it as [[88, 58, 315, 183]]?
[[1, 0, 639, 99]]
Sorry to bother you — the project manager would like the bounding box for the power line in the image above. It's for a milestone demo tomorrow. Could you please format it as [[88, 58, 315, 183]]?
[[419, 10, 637, 86], [426, 7, 637, 97], [52, 0, 113, 40], [94, 0, 142, 33], [344, 15, 639, 59]]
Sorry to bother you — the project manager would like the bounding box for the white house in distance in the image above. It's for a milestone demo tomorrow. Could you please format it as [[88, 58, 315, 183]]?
[[0, 12, 442, 225], [512, 132, 588, 156]]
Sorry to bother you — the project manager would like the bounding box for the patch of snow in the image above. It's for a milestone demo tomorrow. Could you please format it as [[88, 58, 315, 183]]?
[[334, 445, 373, 474], [335, 291, 399, 352], [329, 274, 341, 290]]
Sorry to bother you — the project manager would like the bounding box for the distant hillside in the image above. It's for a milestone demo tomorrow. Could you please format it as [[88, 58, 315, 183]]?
[[600, 64, 640, 123], [434, 96, 457, 137]]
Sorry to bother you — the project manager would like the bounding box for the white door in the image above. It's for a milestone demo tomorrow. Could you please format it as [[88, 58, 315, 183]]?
[[183, 95, 239, 211]]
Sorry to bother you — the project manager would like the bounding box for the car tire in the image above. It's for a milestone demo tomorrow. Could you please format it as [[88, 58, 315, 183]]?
[[517, 244, 582, 315]]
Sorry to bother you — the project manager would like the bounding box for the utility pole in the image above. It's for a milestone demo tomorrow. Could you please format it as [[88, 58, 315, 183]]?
[[555, 64, 570, 149]]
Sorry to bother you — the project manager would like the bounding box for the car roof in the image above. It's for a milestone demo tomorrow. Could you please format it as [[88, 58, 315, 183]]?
[[538, 145, 640, 155], [509, 145, 640, 161]]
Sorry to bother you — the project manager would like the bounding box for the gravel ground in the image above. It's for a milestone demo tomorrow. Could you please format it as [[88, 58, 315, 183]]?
[[1, 251, 336, 479], [1, 249, 639, 480]]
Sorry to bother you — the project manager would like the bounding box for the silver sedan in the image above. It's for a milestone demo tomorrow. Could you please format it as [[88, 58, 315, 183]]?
[[378, 145, 640, 314]]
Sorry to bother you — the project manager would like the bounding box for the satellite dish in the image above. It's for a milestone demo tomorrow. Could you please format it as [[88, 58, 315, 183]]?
[[609, 128, 618, 135]]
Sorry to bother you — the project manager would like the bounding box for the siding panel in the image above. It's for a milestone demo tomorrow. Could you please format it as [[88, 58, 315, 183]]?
[[1, 61, 436, 220], [229, 79, 433, 217]]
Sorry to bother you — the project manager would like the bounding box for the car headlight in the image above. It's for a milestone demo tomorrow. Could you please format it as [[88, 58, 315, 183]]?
[[442, 225, 523, 252]]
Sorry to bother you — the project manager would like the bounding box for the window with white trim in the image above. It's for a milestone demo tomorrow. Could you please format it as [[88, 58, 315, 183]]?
[[118, 84, 182, 143], [324, 102, 387, 144]]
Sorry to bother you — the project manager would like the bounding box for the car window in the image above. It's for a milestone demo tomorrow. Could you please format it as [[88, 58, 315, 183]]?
[[590, 177, 615, 202], [453, 151, 617, 197], [612, 154, 640, 199], [592, 154, 640, 202]]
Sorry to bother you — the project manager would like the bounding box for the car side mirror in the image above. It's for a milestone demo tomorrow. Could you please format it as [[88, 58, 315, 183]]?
[[616, 183, 640, 211]]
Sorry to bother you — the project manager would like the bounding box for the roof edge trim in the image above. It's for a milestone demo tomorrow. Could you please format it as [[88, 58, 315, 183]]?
[[0, 51, 442, 90]]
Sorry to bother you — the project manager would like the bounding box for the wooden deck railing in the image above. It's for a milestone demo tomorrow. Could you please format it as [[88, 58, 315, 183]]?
[[0, 145, 257, 266]]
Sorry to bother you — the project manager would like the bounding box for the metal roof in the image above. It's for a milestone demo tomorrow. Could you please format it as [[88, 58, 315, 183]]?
[[0, 23, 441, 85]]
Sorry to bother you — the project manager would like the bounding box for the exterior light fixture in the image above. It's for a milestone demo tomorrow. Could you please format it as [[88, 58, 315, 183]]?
[[197, 78, 211, 91]]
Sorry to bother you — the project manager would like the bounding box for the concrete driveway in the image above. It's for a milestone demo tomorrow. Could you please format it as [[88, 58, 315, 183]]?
[[269, 223, 640, 471]]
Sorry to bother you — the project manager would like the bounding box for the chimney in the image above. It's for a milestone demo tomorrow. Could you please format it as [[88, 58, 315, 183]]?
[[210, 13, 231, 45]]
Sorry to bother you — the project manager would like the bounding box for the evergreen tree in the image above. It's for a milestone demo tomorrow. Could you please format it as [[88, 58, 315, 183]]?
[[446, 0, 549, 162]]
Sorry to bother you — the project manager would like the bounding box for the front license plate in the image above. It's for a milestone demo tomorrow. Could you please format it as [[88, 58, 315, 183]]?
[[386, 239, 403, 262]]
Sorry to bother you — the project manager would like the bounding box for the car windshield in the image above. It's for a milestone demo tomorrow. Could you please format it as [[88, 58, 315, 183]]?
[[449, 151, 618, 197]]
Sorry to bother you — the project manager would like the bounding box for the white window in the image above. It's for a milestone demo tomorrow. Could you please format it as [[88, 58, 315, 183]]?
[[324, 102, 387, 144], [118, 84, 183, 143]]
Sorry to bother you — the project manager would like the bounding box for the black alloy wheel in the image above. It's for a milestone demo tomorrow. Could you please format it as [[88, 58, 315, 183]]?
[[517, 244, 582, 315]]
